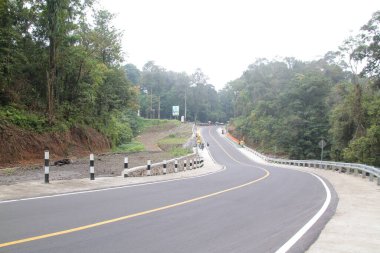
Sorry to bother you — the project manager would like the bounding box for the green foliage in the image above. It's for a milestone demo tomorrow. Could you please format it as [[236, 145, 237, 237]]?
[[99, 112, 133, 147], [228, 59, 336, 160], [169, 147, 191, 157], [0, 106, 47, 132], [139, 118, 179, 131], [158, 136, 187, 146], [112, 141, 145, 153], [157, 132, 190, 155]]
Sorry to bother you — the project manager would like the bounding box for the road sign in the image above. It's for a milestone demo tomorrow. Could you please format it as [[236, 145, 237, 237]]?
[[172, 106, 179, 116], [319, 139, 326, 149]]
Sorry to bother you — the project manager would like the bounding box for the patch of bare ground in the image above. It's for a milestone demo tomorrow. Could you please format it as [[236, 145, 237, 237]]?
[[0, 122, 193, 185]]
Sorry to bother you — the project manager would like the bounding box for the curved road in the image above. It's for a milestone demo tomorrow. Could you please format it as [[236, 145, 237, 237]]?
[[0, 126, 337, 253]]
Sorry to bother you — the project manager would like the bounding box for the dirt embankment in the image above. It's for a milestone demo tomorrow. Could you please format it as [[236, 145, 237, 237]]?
[[0, 124, 110, 168], [0, 122, 193, 185]]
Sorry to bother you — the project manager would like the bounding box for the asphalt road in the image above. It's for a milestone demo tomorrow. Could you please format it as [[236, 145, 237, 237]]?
[[0, 126, 337, 253]]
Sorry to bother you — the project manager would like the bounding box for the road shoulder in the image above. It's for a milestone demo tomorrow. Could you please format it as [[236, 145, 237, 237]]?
[[240, 147, 380, 253], [0, 148, 224, 202]]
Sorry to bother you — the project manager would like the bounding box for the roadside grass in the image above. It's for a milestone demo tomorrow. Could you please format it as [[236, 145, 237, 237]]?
[[0, 167, 17, 176], [112, 141, 145, 153], [158, 132, 192, 157], [169, 147, 192, 157], [139, 118, 180, 132]]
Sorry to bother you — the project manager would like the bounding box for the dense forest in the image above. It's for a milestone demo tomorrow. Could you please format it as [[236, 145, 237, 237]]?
[[0, 1, 379, 166], [223, 11, 380, 166], [0, 0, 145, 149]]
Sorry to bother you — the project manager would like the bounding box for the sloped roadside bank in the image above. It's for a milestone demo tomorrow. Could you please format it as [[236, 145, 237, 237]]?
[[0, 122, 192, 185]]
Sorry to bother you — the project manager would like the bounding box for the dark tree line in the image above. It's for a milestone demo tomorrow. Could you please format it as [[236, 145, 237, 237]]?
[[124, 62, 226, 123], [222, 11, 380, 166], [0, 0, 138, 146]]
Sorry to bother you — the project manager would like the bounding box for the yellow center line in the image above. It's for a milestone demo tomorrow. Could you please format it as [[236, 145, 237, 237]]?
[[0, 127, 270, 249]]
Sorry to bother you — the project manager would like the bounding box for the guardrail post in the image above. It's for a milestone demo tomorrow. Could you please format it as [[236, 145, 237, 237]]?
[[163, 160, 167, 175], [147, 160, 151, 176], [369, 172, 374, 182], [44, 149, 49, 184], [184, 160, 187, 171], [90, 154, 95, 180], [124, 157, 128, 177], [377, 176, 380, 186], [354, 167, 358, 176], [362, 170, 366, 179], [174, 159, 178, 173]]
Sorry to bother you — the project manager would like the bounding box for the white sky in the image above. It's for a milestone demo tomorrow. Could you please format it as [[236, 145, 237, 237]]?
[[99, 0, 379, 90]]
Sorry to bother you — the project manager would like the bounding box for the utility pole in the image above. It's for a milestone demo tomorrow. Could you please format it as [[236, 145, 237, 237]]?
[[150, 87, 153, 119], [158, 96, 161, 119], [184, 88, 187, 121]]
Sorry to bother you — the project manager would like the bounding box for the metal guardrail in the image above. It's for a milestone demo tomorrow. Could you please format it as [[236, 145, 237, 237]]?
[[244, 145, 380, 185]]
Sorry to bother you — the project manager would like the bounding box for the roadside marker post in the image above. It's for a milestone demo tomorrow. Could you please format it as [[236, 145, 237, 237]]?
[[184, 160, 187, 171], [147, 160, 151, 176], [163, 160, 167, 175], [190, 159, 193, 170], [90, 154, 95, 180], [44, 150, 49, 184], [174, 159, 178, 173], [124, 157, 128, 177]]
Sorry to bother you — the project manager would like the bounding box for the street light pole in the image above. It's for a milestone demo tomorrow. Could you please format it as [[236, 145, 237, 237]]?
[[184, 87, 187, 121]]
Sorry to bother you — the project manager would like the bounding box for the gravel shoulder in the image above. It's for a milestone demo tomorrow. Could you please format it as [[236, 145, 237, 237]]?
[[0, 147, 223, 201], [0, 122, 192, 185]]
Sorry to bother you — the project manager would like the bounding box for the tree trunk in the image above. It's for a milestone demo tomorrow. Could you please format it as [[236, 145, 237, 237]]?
[[353, 83, 365, 138], [46, 0, 59, 125]]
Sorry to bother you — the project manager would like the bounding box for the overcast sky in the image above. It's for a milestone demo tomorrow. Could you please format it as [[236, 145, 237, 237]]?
[[99, 0, 379, 90]]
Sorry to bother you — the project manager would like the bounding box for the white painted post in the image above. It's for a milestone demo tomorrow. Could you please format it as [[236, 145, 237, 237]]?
[[124, 157, 128, 177], [174, 159, 178, 173], [44, 150, 49, 184], [147, 160, 151, 176], [184, 160, 187, 171], [163, 160, 167, 175], [90, 154, 95, 180]]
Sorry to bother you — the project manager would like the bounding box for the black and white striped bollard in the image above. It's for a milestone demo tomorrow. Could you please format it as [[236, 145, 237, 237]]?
[[147, 160, 151, 176], [44, 150, 49, 184], [184, 160, 187, 171], [190, 159, 193, 170], [90, 154, 95, 180], [163, 160, 167, 175], [124, 157, 128, 177], [174, 159, 178, 173]]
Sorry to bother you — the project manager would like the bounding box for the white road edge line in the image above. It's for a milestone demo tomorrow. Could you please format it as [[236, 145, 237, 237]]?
[[222, 127, 333, 253], [0, 166, 226, 204], [275, 173, 331, 253]]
